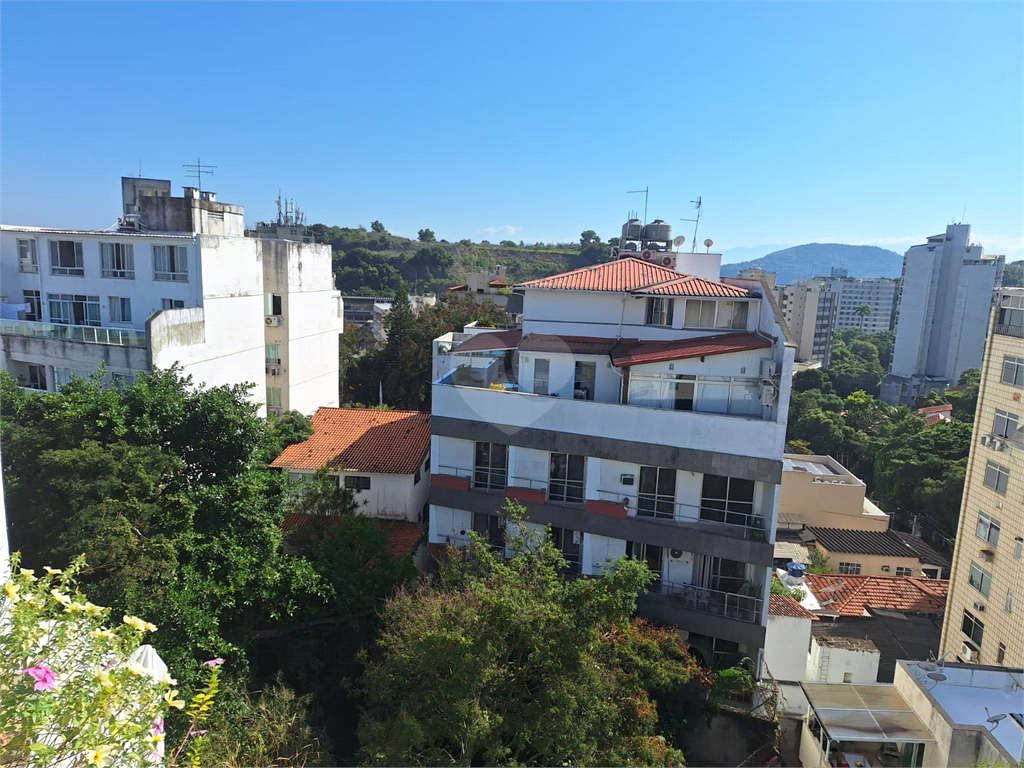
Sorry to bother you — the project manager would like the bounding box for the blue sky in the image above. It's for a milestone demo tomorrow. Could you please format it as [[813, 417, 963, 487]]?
[[2, 2, 1021, 261]]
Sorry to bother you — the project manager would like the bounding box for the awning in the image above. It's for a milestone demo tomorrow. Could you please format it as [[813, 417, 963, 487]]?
[[801, 682, 936, 744]]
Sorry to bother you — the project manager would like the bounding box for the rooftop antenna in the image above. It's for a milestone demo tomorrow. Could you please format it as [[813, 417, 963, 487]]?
[[681, 196, 702, 253], [182, 158, 216, 194], [960, 204, 967, 224], [627, 187, 649, 224], [139, 160, 143, 178]]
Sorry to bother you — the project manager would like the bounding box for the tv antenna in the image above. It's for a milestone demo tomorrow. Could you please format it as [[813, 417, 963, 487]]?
[[681, 196, 702, 253], [627, 187, 649, 224], [183, 158, 217, 194]]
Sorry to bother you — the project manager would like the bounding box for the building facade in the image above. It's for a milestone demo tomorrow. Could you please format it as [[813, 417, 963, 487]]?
[[774, 280, 837, 365], [779, 454, 890, 532], [940, 288, 1024, 668], [882, 224, 1005, 406], [427, 234, 795, 668], [1, 179, 343, 416], [824, 274, 899, 334]]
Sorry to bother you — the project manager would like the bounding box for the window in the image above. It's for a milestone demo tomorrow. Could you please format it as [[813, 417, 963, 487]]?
[[997, 643, 1006, 665], [573, 361, 595, 400], [108, 297, 132, 323], [265, 293, 283, 316], [895, 566, 913, 577], [1016, 537, 1023, 560], [976, 512, 1002, 546], [683, 299, 748, 329], [961, 610, 984, 646], [266, 387, 282, 409], [414, 469, 421, 484], [153, 245, 188, 281], [550, 527, 582, 574], [100, 243, 135, 279], [474, 442, 507, 490], [47, 293, 100, 326], [700, 474, 755, 526], [1002, 356, 1024, 387], [994, 410, 1019, 439], [839, 562, 862, 575], [968, 562, 993, 597], [472, 512, 505, 552], [626, 542, 664, 586], [49, 240, 84, 276], [1007, 589, 1015, 614], [549, 453, 585, 504], [533, 359, 550, 396], [843, 673, 853, 684], [344, 475, 371, 491], [983, 461, 1010, 495], [162, 298, 185, 310], [26, 364, 47, 391], [18, 239, 38, 273], [111, 372, 135, 392], [638, 466, 676, 519], [645, 297, 674, 326], [23, 290, 41, 321], [265, 344, 280, 365]]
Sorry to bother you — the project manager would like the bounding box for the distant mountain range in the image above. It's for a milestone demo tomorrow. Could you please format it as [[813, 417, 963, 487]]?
[[720, 243, 904, 285]]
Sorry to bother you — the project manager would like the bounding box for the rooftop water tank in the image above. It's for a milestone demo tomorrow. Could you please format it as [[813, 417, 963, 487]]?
[[644, 219, 672, 242], [622, 218, 644, 240], [786, 562, 807, 580]]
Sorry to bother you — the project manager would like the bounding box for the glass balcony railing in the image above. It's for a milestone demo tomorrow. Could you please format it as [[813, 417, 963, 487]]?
[[0, 319, 148, 348]]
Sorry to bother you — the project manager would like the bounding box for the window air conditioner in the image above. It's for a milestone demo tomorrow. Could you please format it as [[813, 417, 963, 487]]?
[[973, 602, 986, 612], [267, 367, 280, 377], [265, 316, 283, 327], [980, 549, 995, 563], [620, 474, 635, 486]]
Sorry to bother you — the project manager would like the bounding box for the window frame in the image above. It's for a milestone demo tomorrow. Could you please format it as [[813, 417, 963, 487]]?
[[838, 562, 862, 575], [895, 566, 913, 577], [700, 473, 756, 526], [162, 298, 185, 310], [983, 461, 1010, 495], [153, 244, 189, 282], [473, 442, 507, 491], [645, 297, 675, 327], [961, 609, 984, 647], [100, 242, 135, 279], [18, 238, 38, 273], [1002, 356, 1024, 387], [49, 240, 84, 276], [266, 386, 283, 409], [993, 409, 1019, 439], [683, 299, 748, 330], [976, 512, 1001, 546], [548, 452, 585, 504], [108, 296, 132, 324], [472, 512, 505, 552], [47, 293, 100, 326], [22, 290, 41, 321], [573, 361, 595, 401], [1006, 589, 1015, 615], [637, 466, 676, 520], [344, 475, 371, 491], [968, 561, 993, 597], [265, 344, 281, 365], [533, 358, 550, 396]]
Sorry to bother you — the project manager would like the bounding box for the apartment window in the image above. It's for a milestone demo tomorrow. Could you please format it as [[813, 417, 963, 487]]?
[[111, 372, 135, 392], [153, 245, 188, 281], [108, 297, 132, 324], [47, 293, 100, 326], [993, 410, 1019, 439], [265, 293, 283, 316], [49, 240, 84, 276], [265, 344, 280, 365], [968, 562, 993, 597], [638, 466, 676, 519], [976, 512, 1001, 546], [18, 239, 38, 273], [533, 359, 550, 396], [838, 562, 862, 575], [1006, 589, 1015, 614], [414, 469, 421, 484], [700, 474, 755, 526], [100, 242, 135, 279], [683, 299, 748, 329], [895, 567, 913, 577], [1016, 538, 1023, 560], [344, 475, 371, 491], [573, 361, 595, 400], [473, 512, 505, 552], [549, 453, 585, 504], [983, 461, 1010, 495], [23, 290, 41, 321], [550, 527, 582, 574], [474, 442, 507, 490], [626, 541, 664, 586], [162, 298, 185, 310], [266, 387, 282, 409], [26, 364, 47, 391], [1002, 356, 1024, 387], [997, 643, 1006, 664], [645, 297, 674, 327], [961, 610, 984, 646]]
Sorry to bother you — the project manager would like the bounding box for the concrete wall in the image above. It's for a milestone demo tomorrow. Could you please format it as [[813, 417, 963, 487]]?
[[679, 709, 776, 768], [814, 546, 942, 578], [781, 457, 889, 531], [292, 464, 427, 522], [765, 613, 813, 681], [807, 636, 880, 683]]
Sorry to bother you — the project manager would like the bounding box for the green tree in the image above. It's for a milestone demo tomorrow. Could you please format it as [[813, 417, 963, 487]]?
[[854, 303, 872, 330], [417, 228, 436, 243], [370, 220, 386, 234], [1001, 260, 1023, 288], [263, 410, 314, 462], [357, 502, 702, 767], [806, 549, 834, 574], [569, 229, 609, 271]]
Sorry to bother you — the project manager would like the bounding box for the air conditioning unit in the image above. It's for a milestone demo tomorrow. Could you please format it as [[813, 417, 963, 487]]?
[[620, 474, 635, 486], [659, 255, 677, 270], [267, 367, 280, 377], [980, 549, 995, 563], [640, 250, 657, 262], [992, 439, 1005, 452], [961, 641, 980, 663], [980, 434, 992, 447], [759, 381, 777, 406], [265, 316, 283, 327], [973, 601, 986, 612], [759, 359, 777, 379]]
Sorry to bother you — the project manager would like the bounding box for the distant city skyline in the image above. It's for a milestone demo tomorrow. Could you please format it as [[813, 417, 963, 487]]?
[[1, 2, 1021, 261]]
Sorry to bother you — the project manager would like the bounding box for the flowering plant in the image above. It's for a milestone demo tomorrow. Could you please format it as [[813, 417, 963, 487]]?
[[1, 555, 220, 767]]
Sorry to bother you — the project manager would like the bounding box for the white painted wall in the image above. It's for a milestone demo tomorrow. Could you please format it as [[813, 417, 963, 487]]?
[[430, 505, 474, 547], [764, 613, 812, 682], [807, 636, 880, 683]]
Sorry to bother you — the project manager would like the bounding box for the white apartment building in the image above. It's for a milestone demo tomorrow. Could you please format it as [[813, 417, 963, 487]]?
[[0, 178, 343, 416], [824, 273, 899, 334], [774, 280, 837, 365], [882, 224, 1004, 406], [427, 221, 795, 667]]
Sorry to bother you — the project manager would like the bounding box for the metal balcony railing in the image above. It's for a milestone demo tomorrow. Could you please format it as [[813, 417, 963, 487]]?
[[995, 323, 1023, 339], [0, 319, 148, 348], [646, 578, 764, 624], [595, 489, 767, 540], [436, 465, 585, 507]]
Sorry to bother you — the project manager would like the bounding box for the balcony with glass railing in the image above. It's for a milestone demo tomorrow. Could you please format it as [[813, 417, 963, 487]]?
[[645, 578, 764, 625], [1, 319, 147, 348]]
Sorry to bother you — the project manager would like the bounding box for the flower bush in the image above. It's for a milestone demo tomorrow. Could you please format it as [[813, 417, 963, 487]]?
[[1, 555, 220, 767]]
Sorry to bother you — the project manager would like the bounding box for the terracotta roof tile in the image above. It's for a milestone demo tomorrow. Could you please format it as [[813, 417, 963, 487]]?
[[517, 257, 753, 297], [917, 404, 953, 415], [448, 284, 469, 291], [770, 593, 820, 621], [519, 334, 630, 355], [488, 279, 508, 287], [804, 574, 949, 617], [270, 407, 430, 475], [611, 332, 773, 367], [802, 528, 951, 568], [281, 514, 422, 558]]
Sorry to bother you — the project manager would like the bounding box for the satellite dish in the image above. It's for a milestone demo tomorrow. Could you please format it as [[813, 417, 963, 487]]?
[[987, 714, 1007, 724], [927, 672, 947, 682], [704, 238, 714, 247], [918, 661, 938, 672], [673, 235, 686, 247]]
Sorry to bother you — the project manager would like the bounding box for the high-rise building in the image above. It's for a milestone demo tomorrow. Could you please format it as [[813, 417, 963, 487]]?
[[427, 219, 795, 670], [939, 288, 1024, 667], [774, 280, 837, 365], [881, 224, 1004, 406], [825, 275, 899, 334], [1, 178, 344, 415]]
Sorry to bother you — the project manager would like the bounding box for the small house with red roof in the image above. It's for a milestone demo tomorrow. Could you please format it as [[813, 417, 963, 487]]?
[[447, 266, 511, 307], [271, 407, 431, 523]]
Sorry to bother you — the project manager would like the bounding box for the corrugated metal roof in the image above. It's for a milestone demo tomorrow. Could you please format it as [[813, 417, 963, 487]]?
[[270, 407, 430, 474], [611, 331, 772, 367], [802, 527, 950, 567], [801, 682, 936, 744], [450, 329, 522, 353], [516, 257, 754, 297]]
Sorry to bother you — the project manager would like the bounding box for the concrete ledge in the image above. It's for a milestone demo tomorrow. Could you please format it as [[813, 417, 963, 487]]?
[[430, 474, 470, 492], [585, 499, 629, 519], [506, 486, 545, 504]]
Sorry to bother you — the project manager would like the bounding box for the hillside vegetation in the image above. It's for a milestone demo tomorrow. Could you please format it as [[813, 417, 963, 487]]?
[[721, 243, 904, 283]]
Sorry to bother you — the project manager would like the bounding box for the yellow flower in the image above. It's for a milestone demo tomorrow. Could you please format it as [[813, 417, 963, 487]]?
[[90, 628, 114, 640], [96, 669, 114, 691], [85, 744, 115, 767], [147, 733, 165, 745], [43, 566, 62, 575], [66, 602, 86, 613], [164, 689, 185, 709], [4, 581, 19, 602], [162, 672, 177, 686], [126, 662, 147, 677], [84, 602, 105, 615], [122, 614, 156, 632], [19, 568, 35, 578], [51, 589, 72, 606]]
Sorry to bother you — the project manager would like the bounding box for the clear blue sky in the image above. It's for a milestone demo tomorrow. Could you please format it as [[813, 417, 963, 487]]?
[[2, 1, 1021, 261]]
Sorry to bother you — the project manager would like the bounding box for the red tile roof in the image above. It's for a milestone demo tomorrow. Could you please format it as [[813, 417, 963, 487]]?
[[488, 279, 508, 287], [448, 284, 469, 291], [611, 332, 773, 367], [770, 593, 820, 621], [281, 514, 422, 558], [917, 404, 953, 415], [270, 407, 430, 475], [519, 334, 630, 356], [804, 574, 949, 617], [517, 257, 754, 297], [449, 329, 522, 353]]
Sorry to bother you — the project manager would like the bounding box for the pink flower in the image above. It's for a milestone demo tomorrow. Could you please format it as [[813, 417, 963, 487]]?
[[189, 730, 208, 736], [22, 664, 56, 691], [152, 719, 164, 736], [203, 658, 224, 667]]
